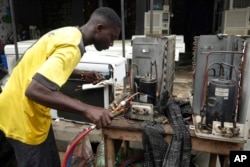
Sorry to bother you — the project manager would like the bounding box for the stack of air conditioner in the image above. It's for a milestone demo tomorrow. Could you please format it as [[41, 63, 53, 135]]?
[[144, 7, 170, 36], [222, 7, 250, 36]]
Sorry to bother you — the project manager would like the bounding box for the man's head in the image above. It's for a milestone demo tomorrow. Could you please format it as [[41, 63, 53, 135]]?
[[85, 7, 122, 51]]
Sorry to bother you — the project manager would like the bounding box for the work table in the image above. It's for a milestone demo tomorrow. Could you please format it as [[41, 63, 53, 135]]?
[[102, 117, 245, 167]]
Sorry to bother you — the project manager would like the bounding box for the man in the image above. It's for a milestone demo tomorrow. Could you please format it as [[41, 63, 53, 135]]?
[[0, 7, 121, 167]]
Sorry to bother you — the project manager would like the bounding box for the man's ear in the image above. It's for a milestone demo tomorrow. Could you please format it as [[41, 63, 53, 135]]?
[[96, 24, 104, 33]]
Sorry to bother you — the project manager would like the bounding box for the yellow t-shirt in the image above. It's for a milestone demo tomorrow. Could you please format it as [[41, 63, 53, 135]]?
[[0, 27, 85, 145]]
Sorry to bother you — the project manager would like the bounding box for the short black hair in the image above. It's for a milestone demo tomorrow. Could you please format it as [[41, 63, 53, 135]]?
[[91, 7, 122, 29]]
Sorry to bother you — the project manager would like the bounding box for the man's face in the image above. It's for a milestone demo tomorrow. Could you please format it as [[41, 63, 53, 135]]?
[[94, 25, 121, 51]]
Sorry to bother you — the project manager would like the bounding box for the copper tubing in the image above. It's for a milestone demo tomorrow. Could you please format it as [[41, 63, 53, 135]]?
[[111, 92, 140, 116]]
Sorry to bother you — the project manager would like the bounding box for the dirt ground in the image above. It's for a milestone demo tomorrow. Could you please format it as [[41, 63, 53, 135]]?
[[173, 65, 193, 101]]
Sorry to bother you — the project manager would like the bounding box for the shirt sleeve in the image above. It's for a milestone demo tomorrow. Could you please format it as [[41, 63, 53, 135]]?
[[35, 44, 81, 88]]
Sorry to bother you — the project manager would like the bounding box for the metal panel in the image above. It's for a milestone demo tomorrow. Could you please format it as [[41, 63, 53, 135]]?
[[192, 35, 244, 114], [192, 35, 249, 142], [131, 35, 175, 105]]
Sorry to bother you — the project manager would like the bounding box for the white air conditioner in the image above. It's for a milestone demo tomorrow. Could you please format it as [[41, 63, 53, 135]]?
[[223, 7, 250, 28], [144, 10, 170, 36], [221, 7, 250, 35], [4, 40, 37, 74], [224, 27, 250, 36]]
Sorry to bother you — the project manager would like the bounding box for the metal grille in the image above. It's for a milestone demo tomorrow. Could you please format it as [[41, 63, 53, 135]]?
[[162, 36, 175, 96], [233, 0, 250, 8]]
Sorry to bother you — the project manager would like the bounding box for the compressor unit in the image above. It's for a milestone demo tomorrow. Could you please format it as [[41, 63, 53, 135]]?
[[205, 78, 237, 129], [199, 63, 239, 138], [127, 35, 176, 121], [192, 35, 250, 142]]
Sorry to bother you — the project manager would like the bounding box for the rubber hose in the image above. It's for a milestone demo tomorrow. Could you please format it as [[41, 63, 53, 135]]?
[[61, 125, 95, 167], [119, 155, 144, 167]]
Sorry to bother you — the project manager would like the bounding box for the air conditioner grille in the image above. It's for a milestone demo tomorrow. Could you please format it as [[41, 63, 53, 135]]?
[[233, 0, 250, 8], [226, 10, 248, 27]]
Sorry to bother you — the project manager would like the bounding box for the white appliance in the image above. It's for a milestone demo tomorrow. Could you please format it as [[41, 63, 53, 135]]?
[[79, 53, 127, 87], [4, 40, 127, 122], [144, 10, 170, 36], [175, 35, 185, 61], [4, 40, 37, 74], [4, 40, 128, 78], [222, 7, 250, 35], [57, 55, 126, 122], [85, 40, 132, 60]]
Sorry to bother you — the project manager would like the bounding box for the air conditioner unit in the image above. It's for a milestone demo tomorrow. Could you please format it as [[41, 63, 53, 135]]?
[[223, 7, 250, 28], [144, 10, 170, 36], [4, 40, 37, 74], [222, 7, 250, 29], [221, 7, 250, 35], [224, 27, 250, 36]]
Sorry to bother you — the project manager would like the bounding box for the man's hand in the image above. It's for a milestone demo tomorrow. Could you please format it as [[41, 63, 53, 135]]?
[[84, 106, 114, 129], [81, 71, 105, 84]]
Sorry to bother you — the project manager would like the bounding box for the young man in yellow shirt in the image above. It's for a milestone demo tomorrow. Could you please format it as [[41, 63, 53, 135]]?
[[0, 7, 121, 167]]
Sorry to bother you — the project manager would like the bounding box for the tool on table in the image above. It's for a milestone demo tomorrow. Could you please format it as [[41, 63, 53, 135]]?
[[110, 92, 140, 117]]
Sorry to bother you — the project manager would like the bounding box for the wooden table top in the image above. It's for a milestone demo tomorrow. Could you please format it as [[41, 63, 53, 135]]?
[[104, 116, 195, 136]]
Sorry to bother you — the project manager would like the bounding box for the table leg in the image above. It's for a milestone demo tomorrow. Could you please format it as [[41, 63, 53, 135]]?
[[209, 153, 217, 167], [104, 137, 115, 167], [219, 155, 229, 167]]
